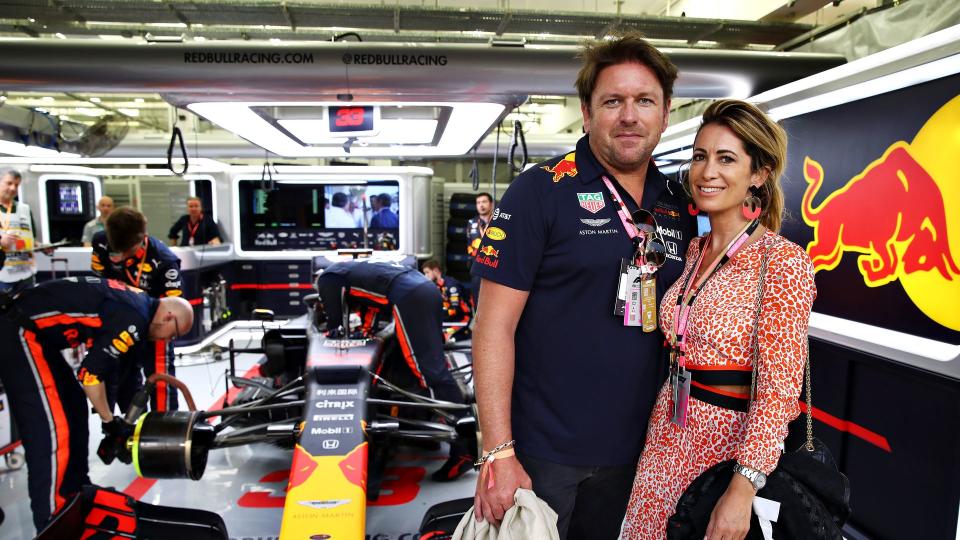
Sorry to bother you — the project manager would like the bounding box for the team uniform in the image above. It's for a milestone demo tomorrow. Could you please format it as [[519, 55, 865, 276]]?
[[316, 260, 461, 405], [0, 201, 38, 294], [168, 213, 220, 247], [435, 274, 472, 341], [465, 215, 490, 305], [470, 135, 697, 538], [91, 232, 182, 411], [0, 277, 157, 531]]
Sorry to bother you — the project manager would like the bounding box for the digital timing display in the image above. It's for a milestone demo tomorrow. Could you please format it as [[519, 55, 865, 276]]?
[[329, 106, 376, 133]]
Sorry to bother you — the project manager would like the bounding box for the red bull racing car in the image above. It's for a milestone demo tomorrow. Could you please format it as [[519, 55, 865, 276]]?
[[41, 289, 478, 539]]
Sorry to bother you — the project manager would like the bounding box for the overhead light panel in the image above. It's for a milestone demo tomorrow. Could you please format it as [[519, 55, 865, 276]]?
[[187, 101, 508, 157]]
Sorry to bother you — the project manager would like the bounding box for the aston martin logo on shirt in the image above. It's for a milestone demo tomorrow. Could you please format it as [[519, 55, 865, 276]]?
[[580, 218, 612, 227]]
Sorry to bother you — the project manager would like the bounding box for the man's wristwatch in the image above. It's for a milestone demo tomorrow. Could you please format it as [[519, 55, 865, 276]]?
[[733, 463, 767, 491]]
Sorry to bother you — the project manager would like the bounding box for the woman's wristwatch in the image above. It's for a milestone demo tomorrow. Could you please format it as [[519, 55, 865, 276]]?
[[733, 463, 767, 491]]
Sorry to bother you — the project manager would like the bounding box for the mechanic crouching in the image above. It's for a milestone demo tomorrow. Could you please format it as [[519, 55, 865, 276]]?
[[316, 259, 475, 481], [0, 276, 193, 532]]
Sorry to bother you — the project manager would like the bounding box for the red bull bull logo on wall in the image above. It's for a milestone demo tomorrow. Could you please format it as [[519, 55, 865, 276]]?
[[801, 94, 960, 330]]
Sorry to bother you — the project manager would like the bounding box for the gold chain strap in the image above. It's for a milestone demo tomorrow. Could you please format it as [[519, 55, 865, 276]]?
[[749, 237, 815, 451]]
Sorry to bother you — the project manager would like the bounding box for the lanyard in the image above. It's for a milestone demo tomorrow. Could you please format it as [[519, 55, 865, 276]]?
[[187, 216, 202, 241], [600, 176, 640, 241], [124, 237, 149, 287], [0, 202, 13, 231], [670, 219, 760, 367]]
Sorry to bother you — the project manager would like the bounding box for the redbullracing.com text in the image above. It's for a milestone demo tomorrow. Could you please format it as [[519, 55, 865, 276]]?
[[184, 51, 314, 64]]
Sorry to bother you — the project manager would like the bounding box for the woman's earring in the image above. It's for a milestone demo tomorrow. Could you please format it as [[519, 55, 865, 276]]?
[[742, 185, 762, 220], [687, 201, 700, 216]]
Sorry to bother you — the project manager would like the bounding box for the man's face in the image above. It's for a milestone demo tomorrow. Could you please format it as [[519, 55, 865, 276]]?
[[422, 267, 441, 283], [0, 174, 20, 205], [187, 199, 202, 218], [581, 61, 670, 177], [476, 196, 492, 217], [149, 311, 182, 341], [98, 197, 114, 218]]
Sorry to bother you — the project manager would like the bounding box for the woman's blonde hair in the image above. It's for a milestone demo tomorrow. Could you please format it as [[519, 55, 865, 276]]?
[[698, 99, 788, 231]]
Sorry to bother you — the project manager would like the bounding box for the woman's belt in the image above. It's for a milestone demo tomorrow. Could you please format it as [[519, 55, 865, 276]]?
[[687, 366, 751, 413]]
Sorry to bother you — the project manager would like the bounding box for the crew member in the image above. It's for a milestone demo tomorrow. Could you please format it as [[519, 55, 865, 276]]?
[[92, 207, 183, 411], [421, 259, 472, 341], [316, 259, 474, 481], [81, 196, 114, 247], [168, 196, 221, 246], [370, 193, 399, 228], [0, 169, 39, 294], [465, 192, 493, 306], [471, 32, 697, 539], [0, 276, 192, 532]]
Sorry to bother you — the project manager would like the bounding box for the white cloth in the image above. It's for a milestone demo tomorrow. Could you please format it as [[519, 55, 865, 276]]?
[[452, 488, 560, 540]]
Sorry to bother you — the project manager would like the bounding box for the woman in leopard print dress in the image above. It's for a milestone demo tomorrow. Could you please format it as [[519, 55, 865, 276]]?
[[621, 100, 816, 540]]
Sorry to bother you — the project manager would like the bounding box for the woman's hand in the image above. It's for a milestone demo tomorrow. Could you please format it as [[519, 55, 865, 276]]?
[[705, 473, 755, 540]]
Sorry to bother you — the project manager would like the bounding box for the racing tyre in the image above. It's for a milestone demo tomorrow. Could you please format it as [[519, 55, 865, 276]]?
[[447, 217, 470, 241], [449, 193, 479, 219]]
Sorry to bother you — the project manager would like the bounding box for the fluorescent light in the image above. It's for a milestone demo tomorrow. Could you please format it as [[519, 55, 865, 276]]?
[[278, 118, 438, 145], [55, 33, 66, 39], [89, 97, 101, 103], [0, 140, 80, 158], [117, 108, 140, 117], [188, 101, 506, 157], [134, 97, 145, 103], [42, 96, 54, 102], [768, 53, 960, 120]]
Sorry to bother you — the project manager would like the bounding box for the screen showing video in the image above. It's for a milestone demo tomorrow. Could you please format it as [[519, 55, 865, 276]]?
[[238, 180, 400, 251], [57, 183, 83, 215]]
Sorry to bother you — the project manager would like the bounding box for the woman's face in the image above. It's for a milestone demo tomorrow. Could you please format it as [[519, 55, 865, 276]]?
[[689, 123, 766, 220]]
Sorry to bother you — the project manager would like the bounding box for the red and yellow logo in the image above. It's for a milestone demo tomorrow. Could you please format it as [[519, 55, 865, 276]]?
[[542, 152, 578, 182], [802, 95, 960, 330]]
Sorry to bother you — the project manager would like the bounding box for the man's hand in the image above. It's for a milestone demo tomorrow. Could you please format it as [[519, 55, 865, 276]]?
[[97, 417, 135, 465], [0, 234, 16, 251], [474, 455, 532, 526]]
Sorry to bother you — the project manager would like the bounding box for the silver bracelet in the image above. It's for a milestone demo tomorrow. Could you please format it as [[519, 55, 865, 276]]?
[[474, 439, 516, 467]]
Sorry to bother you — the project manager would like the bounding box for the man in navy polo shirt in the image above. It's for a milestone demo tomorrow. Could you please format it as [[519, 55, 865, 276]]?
[[471, 32, 696, 539]]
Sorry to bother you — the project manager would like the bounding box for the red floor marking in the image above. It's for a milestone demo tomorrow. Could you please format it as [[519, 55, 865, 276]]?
[[801, 401, 893, 453], [121, 363, 264, 500]]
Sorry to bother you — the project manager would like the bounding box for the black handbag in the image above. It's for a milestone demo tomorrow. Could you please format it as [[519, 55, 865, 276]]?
[[666, 239, 851, 540]]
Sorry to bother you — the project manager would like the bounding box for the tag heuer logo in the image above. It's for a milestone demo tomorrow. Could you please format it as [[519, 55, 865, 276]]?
[[577, 192, 605, 214]]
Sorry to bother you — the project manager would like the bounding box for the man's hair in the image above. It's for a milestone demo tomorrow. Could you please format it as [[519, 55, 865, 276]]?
[[422, 259, 442, 271], [377, 193, 392, 206], [575, 31, 678, 107], [475, 192, 493, 204], [697, 99, 788, 232], [186, 196, 202, 205], [2, 169, 22, 182], [105, 206, 147, 252], [332, 192, 348, 208]]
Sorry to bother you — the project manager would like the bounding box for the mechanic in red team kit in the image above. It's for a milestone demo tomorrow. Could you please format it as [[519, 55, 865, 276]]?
[[0, 276, 192, 532], [316, 259, 475, 480], [91, 207, 184, 411]]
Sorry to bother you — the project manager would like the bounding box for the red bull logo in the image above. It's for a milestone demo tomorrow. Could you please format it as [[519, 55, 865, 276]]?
[[542, 152, 578, 182], [479, 245, 499, 258], [476, 244, 500, 268], [802, 94, 960, 330]]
